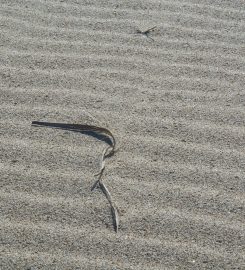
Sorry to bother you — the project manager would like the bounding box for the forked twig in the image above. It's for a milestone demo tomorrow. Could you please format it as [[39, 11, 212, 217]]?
[[136, 26, 157, 40], [32, 120, 119, 232]]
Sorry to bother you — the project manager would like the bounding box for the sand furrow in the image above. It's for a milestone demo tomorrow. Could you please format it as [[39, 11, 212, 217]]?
[[1, 162, 244, 224], [1, 160, 244, 202], [1, 106, 245, 150], [3, 0, 244, 22], [1, 15, 244, 47], [1, 65, 244, 96], [1, 142, 244, 193], [1, 185, 244, 225], [1, 3, 244, 34], [0, 248, 135, 270], [0, 212, 244, 264], [1, 193, 244, 255], [1, 65, 243, 93], [1, 125, 244, 172], [1, 79, 244, 112], [1, 91, 245, 127], [1, 235, 242, 270], [2, 48, 244, 76], [182, 0, 245, 12], [2, 36, 245, 67], [0, 247, 150, 270], [2, 29, 244, 58], [2, 83, 243, 105]]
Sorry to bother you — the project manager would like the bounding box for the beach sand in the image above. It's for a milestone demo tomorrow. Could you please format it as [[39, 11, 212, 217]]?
[[0, 0, 245, 269]]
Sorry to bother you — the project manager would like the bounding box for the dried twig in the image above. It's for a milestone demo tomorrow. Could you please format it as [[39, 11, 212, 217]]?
[[136, 26, 157, 40], [32, 120, 119, 232]]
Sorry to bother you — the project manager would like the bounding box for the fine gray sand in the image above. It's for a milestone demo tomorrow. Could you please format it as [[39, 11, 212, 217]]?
[[1, 0, 245, 269]]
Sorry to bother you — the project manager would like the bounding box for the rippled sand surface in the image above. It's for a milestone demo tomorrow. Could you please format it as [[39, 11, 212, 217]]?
[[1, 0, 245, 269]]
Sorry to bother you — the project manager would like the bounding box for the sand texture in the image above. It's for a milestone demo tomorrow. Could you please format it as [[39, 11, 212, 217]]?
[[1, 0, 245, 269]]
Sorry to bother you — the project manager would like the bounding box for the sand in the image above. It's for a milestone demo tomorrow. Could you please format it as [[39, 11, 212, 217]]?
[[0, 0, 245, 269]]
